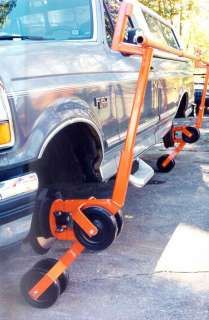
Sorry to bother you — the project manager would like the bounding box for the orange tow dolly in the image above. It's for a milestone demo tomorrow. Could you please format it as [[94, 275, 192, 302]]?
[[20, 1, 209, 308], [157, 61, 209, 172]]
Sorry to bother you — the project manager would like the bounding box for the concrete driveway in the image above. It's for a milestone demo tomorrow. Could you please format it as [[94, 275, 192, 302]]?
[[1, 118, 209, 320]]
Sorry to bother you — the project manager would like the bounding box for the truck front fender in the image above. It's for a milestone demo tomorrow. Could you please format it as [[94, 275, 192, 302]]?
[[4, 99, 104, 169]]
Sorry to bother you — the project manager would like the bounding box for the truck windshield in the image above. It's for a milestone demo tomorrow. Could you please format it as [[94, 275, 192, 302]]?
[[0, 0, 93, 40]]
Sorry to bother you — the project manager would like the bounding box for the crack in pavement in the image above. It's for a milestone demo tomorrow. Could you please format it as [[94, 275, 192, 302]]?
[[71, 270, 209, 284]]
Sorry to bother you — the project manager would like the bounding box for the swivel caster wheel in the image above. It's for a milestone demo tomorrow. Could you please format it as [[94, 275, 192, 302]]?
[[115, 211, 124, 237], [182, 126, 200, 144], [20, 267, 60, 308], [34, 258, 69, 294], [157, 154, 175, 173], [74, 207, 118, 251]]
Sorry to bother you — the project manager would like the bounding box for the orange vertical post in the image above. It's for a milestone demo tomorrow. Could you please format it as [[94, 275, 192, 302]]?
[[112, 47, 153, 207], [196, 66, 209, 128]]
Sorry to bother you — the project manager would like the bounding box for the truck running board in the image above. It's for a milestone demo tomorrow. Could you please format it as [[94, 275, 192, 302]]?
[[129, 159, 154, 188]]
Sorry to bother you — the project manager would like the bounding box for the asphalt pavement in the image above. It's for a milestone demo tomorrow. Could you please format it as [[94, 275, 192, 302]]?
[[1, 118, 209, 320]]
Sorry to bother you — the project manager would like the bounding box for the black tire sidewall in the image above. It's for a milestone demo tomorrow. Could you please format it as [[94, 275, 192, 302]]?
[[157, 155, 175, 173], [20, 268, 60, 308], [33, 258, 69, 294], [74, 207, 117, 251], [182, 127, 200, 144]]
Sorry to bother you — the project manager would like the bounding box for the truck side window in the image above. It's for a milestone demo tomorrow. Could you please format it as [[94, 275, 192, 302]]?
[[160, 23, 180, 49], [103, 0, 121, 26], [103, 4, 114, 46], [0, 0, 94, 41], [143, 12, 166, 45], [143, 12, 179, 49]]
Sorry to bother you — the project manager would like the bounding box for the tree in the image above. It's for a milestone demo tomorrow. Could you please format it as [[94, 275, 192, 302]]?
[[139, 0, 197, 30], [178, 0, 199, 36], [139, 0, 180, 23], [139, 0, 209, 59], [0, 0, 17, 27]]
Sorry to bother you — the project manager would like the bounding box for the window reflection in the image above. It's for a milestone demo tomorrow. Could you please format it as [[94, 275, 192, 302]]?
[[0, 0, 93, 40], [143, 11, 179, 49]]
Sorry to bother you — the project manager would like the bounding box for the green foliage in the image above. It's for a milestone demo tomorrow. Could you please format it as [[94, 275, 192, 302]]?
[[139, 0, 209, 59], [139, 0, 197, 24], [139, 0, 179, 21], [0, 0, 16, 27]]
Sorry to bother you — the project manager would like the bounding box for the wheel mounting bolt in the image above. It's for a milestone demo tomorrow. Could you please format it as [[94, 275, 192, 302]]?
[[90, 229, 96, 235]]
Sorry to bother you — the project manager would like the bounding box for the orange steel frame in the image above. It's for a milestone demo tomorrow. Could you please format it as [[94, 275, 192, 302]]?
[[163, 61, 209, 168], [29, 1, 209, 301]]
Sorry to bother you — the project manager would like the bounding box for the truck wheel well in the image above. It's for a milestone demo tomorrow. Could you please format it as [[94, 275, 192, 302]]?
[[176, 93, 188, 118], [33, 123, 103, 189]]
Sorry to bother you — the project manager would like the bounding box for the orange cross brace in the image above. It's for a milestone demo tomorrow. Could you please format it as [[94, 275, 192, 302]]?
[[29, 241, 85, 300]]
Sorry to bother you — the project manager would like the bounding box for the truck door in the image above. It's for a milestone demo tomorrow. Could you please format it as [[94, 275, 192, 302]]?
[[141, 11, 182, 140]]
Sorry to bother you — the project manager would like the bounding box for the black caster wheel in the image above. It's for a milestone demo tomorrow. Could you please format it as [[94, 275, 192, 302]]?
[[182, 126, 200, 144], [20, 267, 60, 308], [74, 207, 118, 251], [115, 211, 124, 237], [157, 154, 175, 173], [34, 258, 69, 294]]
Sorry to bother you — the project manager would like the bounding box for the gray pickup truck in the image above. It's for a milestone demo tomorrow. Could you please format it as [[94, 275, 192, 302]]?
[[0, 0, 194, 248]]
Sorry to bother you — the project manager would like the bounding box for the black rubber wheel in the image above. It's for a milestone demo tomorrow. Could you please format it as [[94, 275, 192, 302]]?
[[34, 258, 69, 294], [20, 268, 60, 308], [74, 207, 118, 251], [115, 211, 124, 237], [182, 127, 200, 144], [157, 155, 175, 173]]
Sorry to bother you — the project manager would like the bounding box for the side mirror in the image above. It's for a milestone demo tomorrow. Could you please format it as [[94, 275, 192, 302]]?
[[125, 28, 144, 45]]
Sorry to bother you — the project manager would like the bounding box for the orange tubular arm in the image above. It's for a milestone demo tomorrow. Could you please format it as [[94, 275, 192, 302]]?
[[137, 32, 209, 66], [112, 2, 132, 51], [112, 47, 153, 207], [196, 66, 209, 128], [29, 241, 85, 300], [112, 1, 144, 56], [111, 2, 154, 207]]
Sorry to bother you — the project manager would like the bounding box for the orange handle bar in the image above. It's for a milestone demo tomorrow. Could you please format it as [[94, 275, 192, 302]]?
[[137, 34, 209, 66], [112, 1, 209, 67]]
